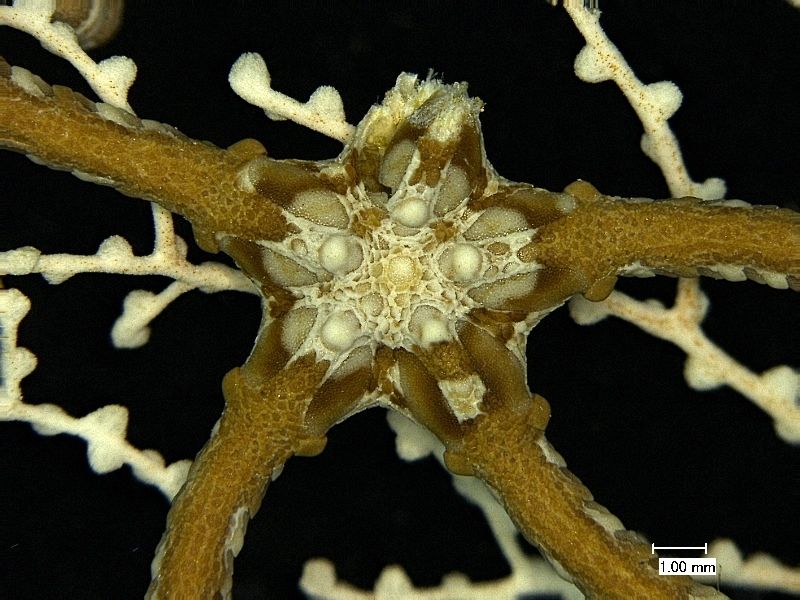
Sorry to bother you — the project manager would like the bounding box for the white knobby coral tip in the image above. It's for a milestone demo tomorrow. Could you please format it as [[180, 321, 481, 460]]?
[[0, 289, 38, 401], [229, 52, 275, 111], [95, 54, 137, 102], [573, 284, 800, 445], [81, 404, 130, 473], [760, 366, 800, 443], [709, 539, 800, 595], [387, 410, 442, 463], [307, 85, 348, 124], [0, 0, 136, 112], [574, 44, 612, 83], [565, 3, 726, 200], [16, 400, 190, 498], [568, 294, 611, 325], [643, 80, 682, 121], [0, 286, 190, 496], [229, 52, 355, 143], [2, 204, 256, 351], [112, 281, 192, 349]]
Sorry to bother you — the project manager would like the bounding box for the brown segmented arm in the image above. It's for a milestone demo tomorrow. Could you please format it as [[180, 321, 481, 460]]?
[[2, 39, 797, 597]]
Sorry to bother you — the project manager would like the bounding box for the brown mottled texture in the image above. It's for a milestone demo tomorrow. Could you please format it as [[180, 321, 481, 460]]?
[[146, 354, 329, 599], [3, 51, 792, 598], [0, 60, 290, 248], [521, 187, 800, 289], [448, 400, 705, 599], [414, 340, 475, 382]]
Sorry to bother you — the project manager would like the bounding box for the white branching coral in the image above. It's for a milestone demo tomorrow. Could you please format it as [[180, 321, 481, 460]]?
[[710, 539, 800, 594], [229, 52, 355, 143], [564, 3, 724, 201], [0, 0, 135, 111], [563, 4, 800, 445], [0, 289, 36, 400], [570, 281, 800, 443], [0, 1, 257, 503], [0, 288, 190, 498], [299, 412, 585, 600], [0, 191, 254, 497], [0, 204, 257, 348], [0, 181, 249, 500], [0, 2, 797, 599]]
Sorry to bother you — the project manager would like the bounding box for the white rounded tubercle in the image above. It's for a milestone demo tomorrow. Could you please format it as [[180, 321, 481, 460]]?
[[451, 243, 482, 281], [409, 306, 452, 347], [438, 243, 483, 282], [320, 311, 362, 352], [392, 196, 430, 228], [318, 234, 363, 275]]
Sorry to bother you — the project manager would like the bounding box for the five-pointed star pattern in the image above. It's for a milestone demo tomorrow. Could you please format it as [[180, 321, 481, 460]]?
[[1, 3, 799, 599]]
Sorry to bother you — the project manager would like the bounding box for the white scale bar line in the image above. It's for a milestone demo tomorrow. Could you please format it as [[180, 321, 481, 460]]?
[[651, 543, 708, 554]]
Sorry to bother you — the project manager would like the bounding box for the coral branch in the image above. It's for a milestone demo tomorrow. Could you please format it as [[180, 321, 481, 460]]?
[[0, 288, 191, 499], [4, 401, 191, 499], [0, 0, 135, 111], [710, 539, 800, 594], [570, 279, 800, 442], [1, 203, 257, 348], [0, 59, 292, 246], [0, 211, 254, 292], [564, 3, 723, 200], [229, 52, 355, 144], [0, 288, 36, 400]]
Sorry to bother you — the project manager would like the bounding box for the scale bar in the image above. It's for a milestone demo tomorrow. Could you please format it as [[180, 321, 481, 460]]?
[[651, 543, 708, 554]]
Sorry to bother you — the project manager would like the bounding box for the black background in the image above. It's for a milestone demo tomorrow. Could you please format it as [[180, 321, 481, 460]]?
[[1, 2, 798, 599]]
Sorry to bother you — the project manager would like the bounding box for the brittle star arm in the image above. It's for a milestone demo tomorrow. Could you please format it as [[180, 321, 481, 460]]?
[[146, 320, 334, 598], [517, 180, 799, 300], [0, 55, 359, 596], [2, 46, 797, 599], [0, 57, 296, 251], [395, 322, 719, 599]]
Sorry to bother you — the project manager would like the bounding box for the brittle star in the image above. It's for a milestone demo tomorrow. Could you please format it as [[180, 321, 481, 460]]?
[[1, 4, 799, 598], [3, 55, 797, 597]]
